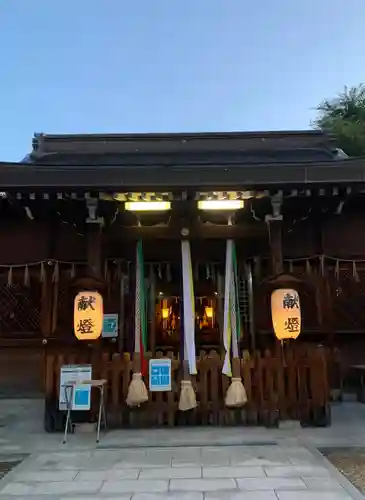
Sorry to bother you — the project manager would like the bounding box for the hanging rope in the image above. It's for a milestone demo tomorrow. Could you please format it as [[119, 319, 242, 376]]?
[[0, 253, 364, 287], [283, 254, 365, 264], [2, 253, 365, 271]]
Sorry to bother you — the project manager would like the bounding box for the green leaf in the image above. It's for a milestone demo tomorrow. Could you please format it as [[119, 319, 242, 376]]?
[[314, 84, 365, 156]]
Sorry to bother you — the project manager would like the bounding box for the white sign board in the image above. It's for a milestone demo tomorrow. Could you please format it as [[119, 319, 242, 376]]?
[[102, 313, 118, 338], [149, 358, 172, 392], [59, 364, 92, 411]]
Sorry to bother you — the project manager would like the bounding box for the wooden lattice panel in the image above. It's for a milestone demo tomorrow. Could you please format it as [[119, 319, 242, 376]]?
[[0, 277, 41, 335], [328, 267, 365, 331]]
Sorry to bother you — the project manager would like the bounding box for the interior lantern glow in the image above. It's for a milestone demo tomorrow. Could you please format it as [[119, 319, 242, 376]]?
[[125, 201, 171, 211], [205, 306, 213, 319], [162, 308, 169, 319], [74, 291, 103, 341], [198, 200, 244, 211], [271, 288, 301, 341]]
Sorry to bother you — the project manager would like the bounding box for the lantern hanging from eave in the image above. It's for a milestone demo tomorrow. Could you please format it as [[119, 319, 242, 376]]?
[[74, 291, 103, 341], [271, 288, 301, 341]]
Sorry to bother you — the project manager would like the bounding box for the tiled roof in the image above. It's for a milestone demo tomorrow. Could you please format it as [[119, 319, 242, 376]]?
[[28, 130, 337, 165]]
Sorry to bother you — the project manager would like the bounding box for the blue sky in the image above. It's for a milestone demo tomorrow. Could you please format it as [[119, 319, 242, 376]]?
[[0, 0, 364, 160]]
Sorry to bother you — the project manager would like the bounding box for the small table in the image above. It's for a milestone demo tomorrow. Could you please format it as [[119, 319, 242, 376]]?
[[63, 379, 107, 444]]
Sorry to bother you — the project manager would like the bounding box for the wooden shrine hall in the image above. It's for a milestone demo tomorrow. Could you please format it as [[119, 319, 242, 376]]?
[[0, 129, 364, 429]]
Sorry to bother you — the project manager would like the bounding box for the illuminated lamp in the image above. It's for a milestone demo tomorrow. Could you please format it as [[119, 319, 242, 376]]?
[[74, 291, 103, 341], [205, 306, 213, 319], [197, 200, 244, 211], [162, 308, 169, 319], [125, 201, 171, 211], [271, 288, 301, 341]]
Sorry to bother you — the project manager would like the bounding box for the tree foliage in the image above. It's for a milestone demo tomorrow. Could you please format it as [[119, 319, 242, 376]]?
[[314, 84, 365, 157]]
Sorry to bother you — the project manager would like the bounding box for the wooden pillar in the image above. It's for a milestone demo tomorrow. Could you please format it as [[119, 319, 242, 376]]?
[[323, 274, 335, 346], [41, 220, 57, 338], [149, 265, 156, 356], [245, 262, 256, 351], [314, 218, 334, 346], [118, 274, 126, 353], [86, 217, 103, 360], [267, 219, 283, 275], [86, 223, 103, 278], [216, 271, 225, 357], [40, 267, 53, 338], [40, 266, 53, 394], [265, 193, 284, 275], [41, 221, 56, 395], [265, 194, 283, 352]]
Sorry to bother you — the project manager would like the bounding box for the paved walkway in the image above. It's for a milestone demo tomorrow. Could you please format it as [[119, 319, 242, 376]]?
[[0, 399, 362, 498], [0, 443, 357, 499]]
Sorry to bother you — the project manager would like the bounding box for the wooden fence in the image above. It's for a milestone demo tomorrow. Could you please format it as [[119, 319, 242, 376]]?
[[44, 344, 330, 431]]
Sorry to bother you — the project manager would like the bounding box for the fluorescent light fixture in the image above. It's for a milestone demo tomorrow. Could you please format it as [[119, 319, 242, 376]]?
[[125, 201, 171, 211], [198, 200, 244, 211]]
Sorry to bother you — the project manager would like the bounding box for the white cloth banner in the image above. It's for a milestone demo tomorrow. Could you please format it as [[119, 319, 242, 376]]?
[[222, 240, 233, 376], [181, 240, 197, 375], [134, 241, 141, 354], [231, 244, 239, 358], [222, 239, 241, 376], [230, 267, 238, 358]]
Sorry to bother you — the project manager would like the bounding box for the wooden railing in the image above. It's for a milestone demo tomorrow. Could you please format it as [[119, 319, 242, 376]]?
[[44, 344, 330, 430]]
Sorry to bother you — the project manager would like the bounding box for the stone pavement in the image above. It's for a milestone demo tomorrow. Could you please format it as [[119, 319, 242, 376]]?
[[0, 443, 360, 499], [0, 399, 363, 498]]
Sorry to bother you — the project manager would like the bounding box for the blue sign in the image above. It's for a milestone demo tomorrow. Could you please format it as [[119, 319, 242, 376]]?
[[103, 314, 118, 338], [72, 385, 91, 411], [149, 359, 172, 392], [59, 365, 92, 411]]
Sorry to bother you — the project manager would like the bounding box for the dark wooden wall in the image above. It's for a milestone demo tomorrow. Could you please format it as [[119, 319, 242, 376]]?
[[3, 212, 365, 267], [283, 213, 365, 258], [2, 209, 365, 395], [0, 222, 87, 396], [0, 222, 86, 264]]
